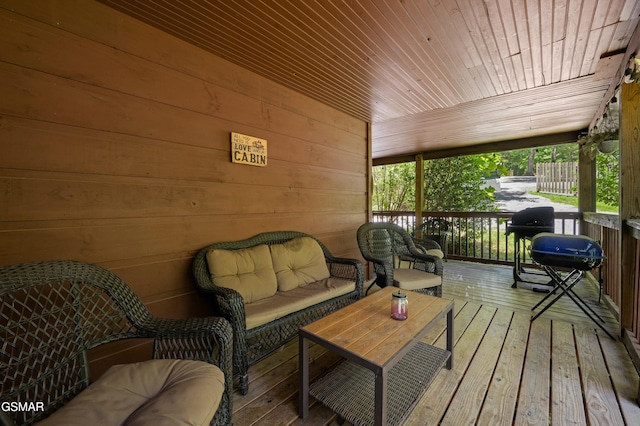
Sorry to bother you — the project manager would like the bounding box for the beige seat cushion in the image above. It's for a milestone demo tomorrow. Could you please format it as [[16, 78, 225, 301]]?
[[35, 359, 225, 426], [270, 237, 330, 291], [393, 268, 442, 291], [207, 244, 277, 303], [244, 278, 355, 329], [426, 249, 445, 259]]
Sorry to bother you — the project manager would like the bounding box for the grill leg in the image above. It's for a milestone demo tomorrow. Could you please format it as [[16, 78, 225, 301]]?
[[531, 267, 616, 340], [512, 237, 520, 288], [531, 268, 583, 315]]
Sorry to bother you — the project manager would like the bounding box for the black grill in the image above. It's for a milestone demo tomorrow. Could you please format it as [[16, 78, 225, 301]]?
[[507, 207, 555, 288], [506, 206, 555, 238]]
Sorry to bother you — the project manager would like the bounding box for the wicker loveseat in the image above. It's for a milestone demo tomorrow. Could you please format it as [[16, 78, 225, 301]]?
[[192, 231, 364, 394], [0, 260, 233, 426]]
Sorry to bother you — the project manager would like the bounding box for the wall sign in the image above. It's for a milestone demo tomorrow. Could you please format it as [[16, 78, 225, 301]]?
[[231, 132, 267, 167]]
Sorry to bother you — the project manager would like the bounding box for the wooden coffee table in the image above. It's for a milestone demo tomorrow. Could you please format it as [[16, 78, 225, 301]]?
[[298, 287, 454, 426]]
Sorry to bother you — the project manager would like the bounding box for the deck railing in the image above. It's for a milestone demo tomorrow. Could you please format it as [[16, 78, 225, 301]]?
[[582, 213, 620, 316], [583, 214, 640, 342], [372, 210, 581, 266]]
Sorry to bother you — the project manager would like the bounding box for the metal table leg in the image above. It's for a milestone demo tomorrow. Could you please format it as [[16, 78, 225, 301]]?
[[298, 336, 309, 419]]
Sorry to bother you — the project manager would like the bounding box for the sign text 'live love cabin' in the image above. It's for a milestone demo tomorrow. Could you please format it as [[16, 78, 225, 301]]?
[[231, 132, 267, 167]]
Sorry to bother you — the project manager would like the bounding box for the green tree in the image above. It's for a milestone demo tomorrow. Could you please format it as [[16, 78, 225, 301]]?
[[372, 154, 506, 212], [423, 154, 504, 212], [372, 163, 415, 211], [595, 151, 619, 207]]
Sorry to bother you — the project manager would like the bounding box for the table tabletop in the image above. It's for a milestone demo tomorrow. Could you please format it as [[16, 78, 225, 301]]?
[[300, 286, 454, 370]]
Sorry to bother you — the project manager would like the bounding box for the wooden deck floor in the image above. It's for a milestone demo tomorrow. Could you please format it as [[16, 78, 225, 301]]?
[[231, 261, 640, 425]]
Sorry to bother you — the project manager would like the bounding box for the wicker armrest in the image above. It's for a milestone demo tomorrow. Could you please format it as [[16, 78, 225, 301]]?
[[360, 253, 395, 289], [197, 283, 245, 319], [325, 256, 365, 297], [412, 237, 442, 251], [148, 315, 233, 366], [147, 316, 233, 426], [406, 249, 444, 276]]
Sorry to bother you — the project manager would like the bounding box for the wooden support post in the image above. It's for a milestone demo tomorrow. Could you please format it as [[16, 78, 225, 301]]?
[[620, 83, 640, 337], [415, 154, 424, 229], [366, 122, 373, 222], [578, 144, 596, 235]]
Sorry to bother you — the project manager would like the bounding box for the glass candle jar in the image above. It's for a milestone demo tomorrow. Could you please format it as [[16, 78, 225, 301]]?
[[391, 291, 408, 320]]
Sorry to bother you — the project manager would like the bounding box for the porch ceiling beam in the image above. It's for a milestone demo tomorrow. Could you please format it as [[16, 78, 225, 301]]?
[[372, 130, 582, 166]]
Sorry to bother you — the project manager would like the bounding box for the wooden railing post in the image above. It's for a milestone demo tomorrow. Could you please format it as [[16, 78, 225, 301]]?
[[620, 82, 640, 339], [578, 145, 596, 235]]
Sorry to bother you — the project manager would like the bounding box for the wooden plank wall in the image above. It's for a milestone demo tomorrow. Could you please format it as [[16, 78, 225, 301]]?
[[0, 0, 368, 373]]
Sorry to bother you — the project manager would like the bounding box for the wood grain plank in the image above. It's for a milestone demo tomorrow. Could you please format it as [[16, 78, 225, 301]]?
[[367, 298, 452, 365], [404, 304, 497, 424], [300, 287, 388, 335], [439, 262, 616, 330], [233, 342, 341, 425], [0, 1, 365, 135], [235, 340, 327, 412], [0, 60, 365, 162], [0, 117, 366, 181], [477, 312, 530, 426], [575, 326, 626, 425], [0, 174, 364, 222], [440, 308, 514, 425], [551, 321, 586, 425], [515, 318, 550, 426], [599, 335, 640, 423]]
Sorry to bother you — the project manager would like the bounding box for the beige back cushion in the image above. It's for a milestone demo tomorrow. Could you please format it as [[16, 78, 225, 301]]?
[[270, 237, 330, 291], [206, 244, 277, 303]]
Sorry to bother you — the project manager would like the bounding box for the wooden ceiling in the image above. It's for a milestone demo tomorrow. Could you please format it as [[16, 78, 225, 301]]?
[[99, 0, 640, 162]]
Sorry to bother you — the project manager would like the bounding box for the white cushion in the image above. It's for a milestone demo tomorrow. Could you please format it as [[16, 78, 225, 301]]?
[[35, 359, 224, 426], [393, 268, 442, 291], [244, 278, 355, 329], [207, 244, 277, 303]]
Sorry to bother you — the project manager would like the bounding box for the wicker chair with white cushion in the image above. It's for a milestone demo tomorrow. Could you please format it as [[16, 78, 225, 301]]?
[[357, 222, 443, 296], [0, 260, 233, 426]]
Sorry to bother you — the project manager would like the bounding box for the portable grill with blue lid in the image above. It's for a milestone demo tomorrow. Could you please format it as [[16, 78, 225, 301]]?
[[530, 232, 605, 270], [528, 232, 613, 339]]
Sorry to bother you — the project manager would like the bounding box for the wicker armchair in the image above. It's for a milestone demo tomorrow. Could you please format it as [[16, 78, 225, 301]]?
[[413, 218, 452, 260], [357, 222, 443, 296], [192, 231, 364, 395], [0, 260, 233, 426]]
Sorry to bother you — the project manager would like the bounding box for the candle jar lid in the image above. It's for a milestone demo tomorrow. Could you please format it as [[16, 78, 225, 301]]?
[[392, 291, 407, 299]]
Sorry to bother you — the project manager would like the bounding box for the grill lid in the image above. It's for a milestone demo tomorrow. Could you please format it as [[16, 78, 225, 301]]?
[[507, 206, 555, 237], [530, 232, 604, 270]]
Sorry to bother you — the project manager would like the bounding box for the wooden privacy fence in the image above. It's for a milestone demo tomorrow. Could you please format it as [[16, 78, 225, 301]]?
[[536, 162, 578, 195]]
